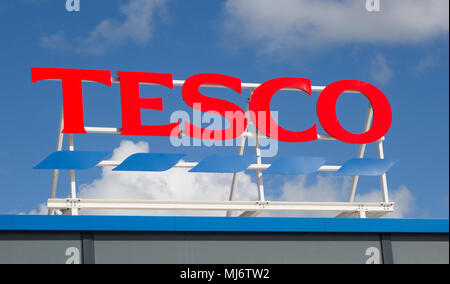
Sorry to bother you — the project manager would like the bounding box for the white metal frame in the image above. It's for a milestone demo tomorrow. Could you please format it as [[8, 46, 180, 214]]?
[[47, 78, 394, 218]]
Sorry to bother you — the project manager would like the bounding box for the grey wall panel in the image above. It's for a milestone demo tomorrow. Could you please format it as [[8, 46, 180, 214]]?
[[0, 232, 82, 264], [391, 234, 449, 264], [93, 232, 382, 264]]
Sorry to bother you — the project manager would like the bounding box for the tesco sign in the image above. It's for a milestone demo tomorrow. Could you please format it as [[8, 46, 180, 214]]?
[[31, 67, 392, 144]]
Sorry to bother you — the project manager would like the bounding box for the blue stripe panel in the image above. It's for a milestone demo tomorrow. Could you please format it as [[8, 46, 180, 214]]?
[[336, 158, 398, 176], [173, 217, 324, 232], [189, 155, 256, 173], [0, 216, 448, 233], [264, 157, 327, 175], [323, 218, 449, 233], [34, 151, 110, 170], [113, 153, 186, 172]]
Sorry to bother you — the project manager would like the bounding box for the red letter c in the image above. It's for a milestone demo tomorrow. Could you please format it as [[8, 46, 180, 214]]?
[[249, 77, 318, 142]]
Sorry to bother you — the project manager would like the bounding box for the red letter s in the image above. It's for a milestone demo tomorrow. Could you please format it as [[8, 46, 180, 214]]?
[[182, 73, 246, 140]]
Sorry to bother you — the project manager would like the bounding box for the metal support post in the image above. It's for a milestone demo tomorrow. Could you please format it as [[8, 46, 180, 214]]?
[[377, 139, 390, 203], [348, 106, 374, 202], [49, 108, 65, 215], [68, 134, 78, 215], [226, 97, 251, 217]]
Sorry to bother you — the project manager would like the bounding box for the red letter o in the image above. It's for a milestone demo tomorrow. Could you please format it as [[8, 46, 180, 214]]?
[[317, 80, 392, 144]]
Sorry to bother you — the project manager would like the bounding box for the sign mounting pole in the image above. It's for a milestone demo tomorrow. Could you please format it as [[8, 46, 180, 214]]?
[[48, 107, 65, 215], [226, 96, 251, 217], [348, 106, 374, 202]]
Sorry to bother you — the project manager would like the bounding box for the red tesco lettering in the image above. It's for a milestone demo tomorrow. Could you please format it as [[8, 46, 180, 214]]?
[[31, 67, 392, 144]]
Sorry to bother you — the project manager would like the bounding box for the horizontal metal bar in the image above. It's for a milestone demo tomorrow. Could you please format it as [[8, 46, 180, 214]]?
[[49, 77, 362, 93], [85, 127, 268, 138], [96, 160, 121, 167], [85, 127, 122, 134], [317, 134, 335, 141], [84, 127, 372, 142], [317, 165, 342, 172], [47, 198, 395, 213], [112, 77, 331, 92], [239, 211, 261, 217], [336, 211, 390, 218]]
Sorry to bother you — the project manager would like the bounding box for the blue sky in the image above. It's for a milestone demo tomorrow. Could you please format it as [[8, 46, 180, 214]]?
[[0, 0, 448, 218]]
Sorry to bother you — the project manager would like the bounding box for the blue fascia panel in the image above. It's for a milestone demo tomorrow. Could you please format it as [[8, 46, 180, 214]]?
[[0, 216, 447, 233], [324, 218, 449, 233], [173, 217, 325, 232]]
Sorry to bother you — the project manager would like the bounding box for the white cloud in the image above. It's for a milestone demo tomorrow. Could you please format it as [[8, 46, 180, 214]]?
[[370, 53, 394, 85], [260, 175, 351, 218], [356, 185, 415, 218], [222, 0, 449, 53], [40, 0, 168, 54], [414, 53, 439, 75], [261, 175, 415, 218], [40, 32, 71, 52], [21, 203, 48, 215], [275, 175, 352, 203]]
